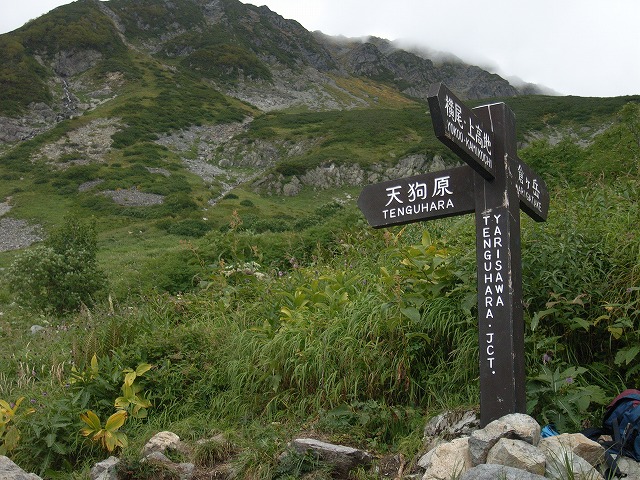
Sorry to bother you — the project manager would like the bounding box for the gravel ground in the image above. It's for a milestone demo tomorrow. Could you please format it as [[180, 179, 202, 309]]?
[[0, 200, 44, 252], [101, 187, 165, 206], [0, 217, 43, 252]]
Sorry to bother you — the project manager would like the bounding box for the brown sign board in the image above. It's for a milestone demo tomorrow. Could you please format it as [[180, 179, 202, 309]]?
[[357, 166, 475, 228], [428, 83, 495, 180], [510, 155, 550, 222]]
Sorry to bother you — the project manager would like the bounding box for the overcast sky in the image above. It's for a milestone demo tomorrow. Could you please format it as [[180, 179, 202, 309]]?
[[1, 0, 639, 97]]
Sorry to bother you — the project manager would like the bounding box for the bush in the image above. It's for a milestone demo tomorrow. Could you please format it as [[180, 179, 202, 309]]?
[[6, 217, 107, 314], [166, 219, 211, 238]]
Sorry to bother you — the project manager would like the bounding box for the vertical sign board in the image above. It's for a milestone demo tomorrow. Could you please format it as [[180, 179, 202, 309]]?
[[358, 83, 549, 426], [472, 102, 527, 424]]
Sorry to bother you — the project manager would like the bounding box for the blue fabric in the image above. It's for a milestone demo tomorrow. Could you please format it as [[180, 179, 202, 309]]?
[[604, 392, 640, 460]]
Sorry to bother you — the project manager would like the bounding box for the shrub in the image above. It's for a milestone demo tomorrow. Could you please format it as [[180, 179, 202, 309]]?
[[7, 217, 107, 314], [166, 219, 211, 238]]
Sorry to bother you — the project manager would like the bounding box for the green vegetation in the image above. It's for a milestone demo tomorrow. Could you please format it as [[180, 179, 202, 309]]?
[[246, 107, 452, 177], [7, 217, 107, 314], [17, 1, 125, 55], [1, 4, 639, 474], [181, 44, 273, 82], [108, 0, 207, 40], [0, 0, 131, 114], [1, 155, 638, 475], [0, 36, 51, 115], [109, 68, 247, 148]]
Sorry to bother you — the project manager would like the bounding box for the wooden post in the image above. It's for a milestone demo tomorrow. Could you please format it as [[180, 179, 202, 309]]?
[[358, 83, 549, 426]]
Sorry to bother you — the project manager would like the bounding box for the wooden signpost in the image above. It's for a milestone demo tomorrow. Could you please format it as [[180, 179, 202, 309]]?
[[358, 83, 550, 426]]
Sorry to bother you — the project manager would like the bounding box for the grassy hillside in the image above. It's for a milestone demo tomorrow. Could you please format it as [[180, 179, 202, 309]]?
[[0, 93, 639, 478], [1, 1, 638, 477]]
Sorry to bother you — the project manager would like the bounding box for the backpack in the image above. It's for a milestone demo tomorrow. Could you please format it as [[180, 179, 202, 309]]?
[[602, 389, 640, 460], [581, 389, 640, 478]]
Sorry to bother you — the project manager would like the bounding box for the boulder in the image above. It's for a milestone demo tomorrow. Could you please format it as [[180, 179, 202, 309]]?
[[543, 449, 604, 480], [423, 410, 479, 444], [289, 438, 372, 476], [142, 431, 186, 458], [460, 463, 547, 480], [468, 413, 540, 465], [538, 433, 604, 466], [30, 325, 46, 335], [90, 456, 119, 480], [420, 437, 471, 480], [0, 456, 42, 480], [486, 438, 545, 475]]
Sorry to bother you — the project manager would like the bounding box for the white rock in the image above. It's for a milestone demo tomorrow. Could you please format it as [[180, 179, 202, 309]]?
[[421, 437, 471, 480]]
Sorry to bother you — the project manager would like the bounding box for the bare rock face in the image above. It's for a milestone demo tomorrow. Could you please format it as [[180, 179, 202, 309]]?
[[0, 218, 43, 252], [101, 187, 164, 207], [0, 103, 57, 142], [53, 49, 103, 76]]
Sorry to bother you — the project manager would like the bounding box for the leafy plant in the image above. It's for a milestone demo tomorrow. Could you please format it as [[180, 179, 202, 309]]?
[[0, 397, 35, 456], [79, 358, 152, 453], [79, 409, 128, 453], [115, 363, 153, 419], [527, 364, 607, 432]]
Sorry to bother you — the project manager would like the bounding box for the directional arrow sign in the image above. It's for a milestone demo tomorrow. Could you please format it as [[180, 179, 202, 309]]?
[[510, 155, 550, 222], [359, 83, 551, 426], [428, 83, 495, 180], [357, 165, 475, 228]]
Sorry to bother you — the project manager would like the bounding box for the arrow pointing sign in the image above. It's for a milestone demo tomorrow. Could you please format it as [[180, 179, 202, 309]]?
[[510, 155, 550, 222], [428, 83, 495, 180], [357, 165, 476, 228]]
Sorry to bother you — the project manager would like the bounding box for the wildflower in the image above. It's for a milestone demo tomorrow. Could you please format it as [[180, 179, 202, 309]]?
[[542, 351, 553, 364], [566, 377, 574, 384]]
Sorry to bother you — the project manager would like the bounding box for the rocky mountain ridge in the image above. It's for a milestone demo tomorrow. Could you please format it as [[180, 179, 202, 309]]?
[[0, 0, 542, 127]]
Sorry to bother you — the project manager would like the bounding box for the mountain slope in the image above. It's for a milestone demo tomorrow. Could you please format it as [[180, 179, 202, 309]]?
[[0, 0, 637, 293], [0, 0, 535, 123]]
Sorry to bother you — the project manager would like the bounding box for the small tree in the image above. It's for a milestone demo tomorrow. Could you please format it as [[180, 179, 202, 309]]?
[[7, 217, 107, 314]]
